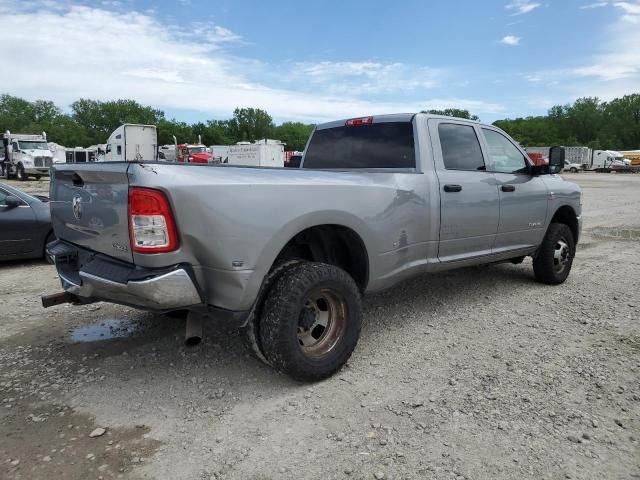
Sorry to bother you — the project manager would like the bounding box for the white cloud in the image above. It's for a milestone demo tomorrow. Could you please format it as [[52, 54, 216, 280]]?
[[579, 2, 609, 8], [516, 0, 640, 104], [500, 35, 521, 45], [292, 61, 444, 95], [614, 1, 640, 14], [0, 2, 503, 123], [505, 0, 541, 15], [572, 1, 640, 80]]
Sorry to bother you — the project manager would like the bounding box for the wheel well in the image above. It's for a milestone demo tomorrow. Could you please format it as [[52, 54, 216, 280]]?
[[274, 225, 369, 292], [551, 206, 579, 243]]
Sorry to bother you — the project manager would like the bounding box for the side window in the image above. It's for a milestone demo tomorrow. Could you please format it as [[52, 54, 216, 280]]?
[[438, 123, 485, 171], [482, 129, 528, 174], [0, 188, 8, 206], [117, 145, 122, 156], [12, 142, 19, 152], [106, 144, 111, 154]]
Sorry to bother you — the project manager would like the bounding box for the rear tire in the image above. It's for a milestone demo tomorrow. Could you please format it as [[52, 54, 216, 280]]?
[[570, 167, 578, 173], [533, 223, 575, 285], [259, 262, 362, 382], [241, 260, 302, 365], [16, 163, 28, 181]]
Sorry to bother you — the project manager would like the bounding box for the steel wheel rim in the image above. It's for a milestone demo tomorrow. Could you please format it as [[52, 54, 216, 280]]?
[[297, 287, 347, 358], [553, 237, 571, 273]]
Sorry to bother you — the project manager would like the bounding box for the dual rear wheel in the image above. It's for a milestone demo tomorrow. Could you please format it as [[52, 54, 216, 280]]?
[[244, 262, 361, 382]]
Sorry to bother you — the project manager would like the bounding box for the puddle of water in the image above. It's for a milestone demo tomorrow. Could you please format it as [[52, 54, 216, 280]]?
[[70, 318, 139, 343]]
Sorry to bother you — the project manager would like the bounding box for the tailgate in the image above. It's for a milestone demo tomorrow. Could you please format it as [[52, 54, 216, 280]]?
[[50, 163, 133, 262]]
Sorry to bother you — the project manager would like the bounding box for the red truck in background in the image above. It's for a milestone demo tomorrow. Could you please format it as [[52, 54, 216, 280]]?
[[176, 143, 212, 164], [158, 135, 213, 164], [524, 149, 549, 166]]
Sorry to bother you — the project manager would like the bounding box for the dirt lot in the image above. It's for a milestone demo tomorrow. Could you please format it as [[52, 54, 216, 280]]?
[[1, 173, 639, 480]]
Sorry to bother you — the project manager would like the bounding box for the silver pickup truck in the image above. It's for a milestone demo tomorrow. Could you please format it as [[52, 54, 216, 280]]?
[[43, 113, 582, 381]]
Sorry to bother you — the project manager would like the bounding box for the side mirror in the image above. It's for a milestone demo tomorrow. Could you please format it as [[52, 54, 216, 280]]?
[[549, 146, 565, 174], [4, 195, 22, 208]]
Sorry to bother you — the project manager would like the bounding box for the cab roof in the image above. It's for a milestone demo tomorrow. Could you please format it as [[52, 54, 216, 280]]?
[[315, 112, 483, 130]]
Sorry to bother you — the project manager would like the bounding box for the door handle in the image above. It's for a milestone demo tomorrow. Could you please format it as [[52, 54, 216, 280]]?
[[501, 185, 516, 192], [444, 184, 462, 192]]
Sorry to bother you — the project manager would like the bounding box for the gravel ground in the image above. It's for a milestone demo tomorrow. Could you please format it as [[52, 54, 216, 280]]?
[[1, 173, 639, 480]]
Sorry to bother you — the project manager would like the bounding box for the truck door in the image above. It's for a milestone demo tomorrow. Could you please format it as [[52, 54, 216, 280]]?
[[429, 120, 500, 262], [479, 127, 548, 251]]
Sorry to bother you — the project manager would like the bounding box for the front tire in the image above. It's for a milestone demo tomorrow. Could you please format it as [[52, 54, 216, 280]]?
[[570, 167, 578, 173], [16, 163, 28, 181], [533, 223, 575, 285], [259, 262, 362, 382]]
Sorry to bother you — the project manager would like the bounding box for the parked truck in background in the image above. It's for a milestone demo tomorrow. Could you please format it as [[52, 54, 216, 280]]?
[[1, 131, 54, 180], [104, 124, 157, 162], [227, 139, 285, 167], [176, 143, 212, 164], [210, 145, 230, 163], [619, 150, 640, 166], [43, 113, 582, 381], [525, 146, 636, 172], [158, 136, 213, 164], [590, 150, 632, 171]]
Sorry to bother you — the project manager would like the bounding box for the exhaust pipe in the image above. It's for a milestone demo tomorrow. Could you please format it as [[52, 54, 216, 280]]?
[[185, 312, 203, 346], [41, 292, 79, 308]]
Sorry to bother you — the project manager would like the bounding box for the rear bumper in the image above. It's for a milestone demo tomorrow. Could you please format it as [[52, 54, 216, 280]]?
[[60, 268, 202, 311], [48, 241, 202, 311]]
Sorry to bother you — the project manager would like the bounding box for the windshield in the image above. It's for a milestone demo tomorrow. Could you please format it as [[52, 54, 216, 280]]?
[[188, 147, 206, 154], [18, 141, 49, 150]]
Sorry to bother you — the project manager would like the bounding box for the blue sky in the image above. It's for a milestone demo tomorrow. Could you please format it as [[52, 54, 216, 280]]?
[[0, 0, 638, 124]]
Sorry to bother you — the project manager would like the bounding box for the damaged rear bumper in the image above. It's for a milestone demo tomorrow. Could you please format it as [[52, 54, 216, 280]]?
[[47, 240, 203, 311]]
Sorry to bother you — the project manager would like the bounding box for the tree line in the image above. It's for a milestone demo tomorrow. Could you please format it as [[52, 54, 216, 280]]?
[[0, 95, 315, 151], [493, 94, 640, 150], [1, 93, 639, 152]]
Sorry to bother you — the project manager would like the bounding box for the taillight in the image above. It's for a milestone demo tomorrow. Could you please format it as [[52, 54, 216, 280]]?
[[128, 187, 178, 253], [345, 116, 374, 127]]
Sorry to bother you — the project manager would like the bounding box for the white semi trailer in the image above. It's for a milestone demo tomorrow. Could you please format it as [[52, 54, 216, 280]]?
[[104, 124, 157, 162], [210, 145, 230, 163], [227, 139, 285, 167], [589, 150, 632, 171]]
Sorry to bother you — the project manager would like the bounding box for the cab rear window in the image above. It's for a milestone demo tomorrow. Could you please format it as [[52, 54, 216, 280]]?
[[303, 122, 415, 169]]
